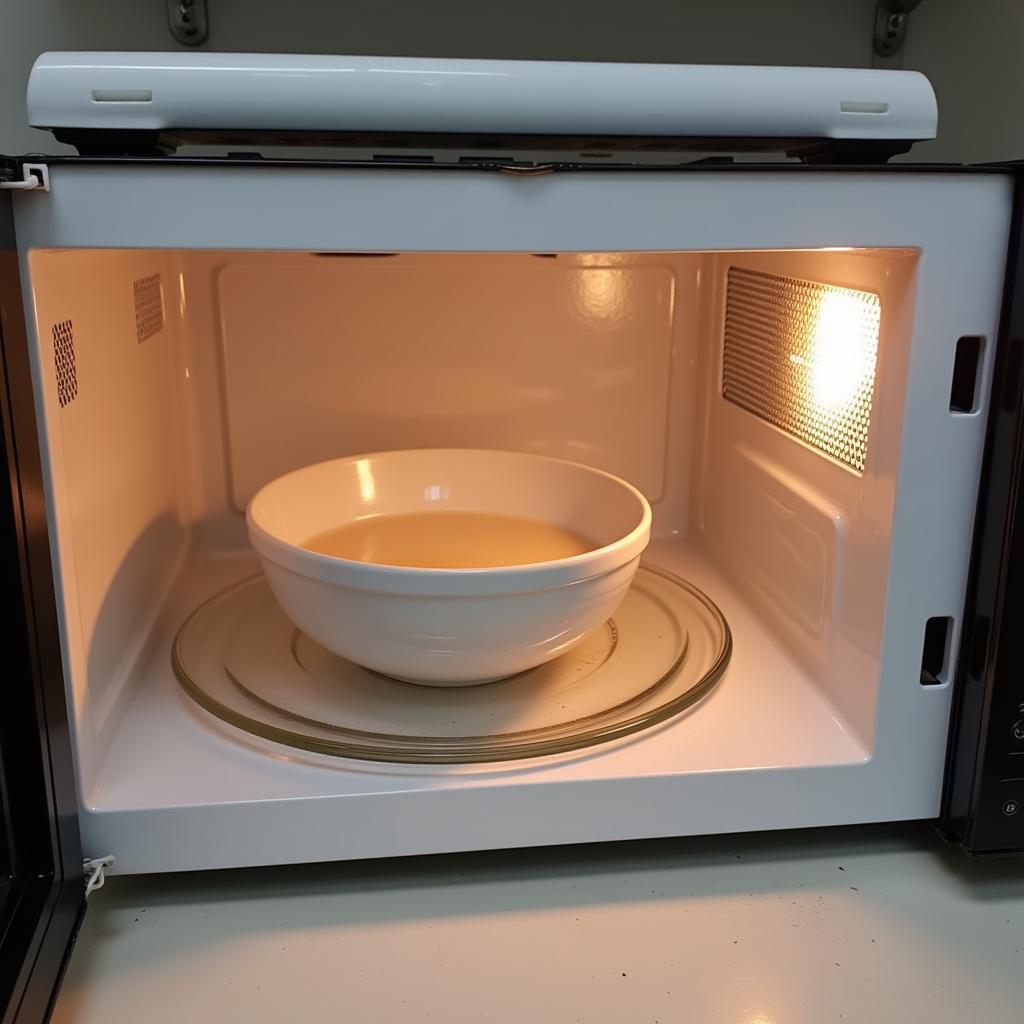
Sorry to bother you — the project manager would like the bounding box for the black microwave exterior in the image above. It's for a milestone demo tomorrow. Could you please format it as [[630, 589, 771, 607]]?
[[939, 165, 1024, 855]]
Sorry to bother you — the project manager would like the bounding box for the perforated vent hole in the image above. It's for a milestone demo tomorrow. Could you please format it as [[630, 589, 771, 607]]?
[[722, 268, 881, 474], [133, 273, 164, 343], [52, 319, 77, 408]]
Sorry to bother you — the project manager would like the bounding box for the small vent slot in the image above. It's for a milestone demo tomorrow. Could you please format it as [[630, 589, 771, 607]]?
[[91, 89, 153, 103], [722, 268, 881, 474], [949, 336, 984, 413], [52, 320, 77, 408], [839, 100, 889, 114], [133, 273, 164, 343], [920, 616, 954, 685]]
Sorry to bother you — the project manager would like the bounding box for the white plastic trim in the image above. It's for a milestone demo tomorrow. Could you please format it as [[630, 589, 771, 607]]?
[[27, 53, 937, 142], [0, 164, 49, 192]]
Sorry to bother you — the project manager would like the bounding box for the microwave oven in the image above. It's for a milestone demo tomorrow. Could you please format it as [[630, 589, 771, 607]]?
[[3, 53, 1023, 1020]]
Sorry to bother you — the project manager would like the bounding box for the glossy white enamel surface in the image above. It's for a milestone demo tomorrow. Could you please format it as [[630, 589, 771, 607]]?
[[247, 449, 650, 683], [28, 52, 938, 142]]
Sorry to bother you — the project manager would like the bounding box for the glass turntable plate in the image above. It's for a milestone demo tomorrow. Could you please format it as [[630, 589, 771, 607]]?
[[173, 563, 731, 763]]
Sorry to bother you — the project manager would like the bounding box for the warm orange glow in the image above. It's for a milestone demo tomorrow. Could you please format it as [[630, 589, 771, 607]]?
[[806, 289, 879, 414], [723, 267, 881, 474], [572, 268, 631, 326]]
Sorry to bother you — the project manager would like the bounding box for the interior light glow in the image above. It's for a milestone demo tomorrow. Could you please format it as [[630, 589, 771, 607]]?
[[807, 288, 879, 414], [572, 268, 630, 327], [722, 267, 881, 473]]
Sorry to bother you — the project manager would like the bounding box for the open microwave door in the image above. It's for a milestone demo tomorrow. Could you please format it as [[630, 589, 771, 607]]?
[[0, 188, 84, 1024]]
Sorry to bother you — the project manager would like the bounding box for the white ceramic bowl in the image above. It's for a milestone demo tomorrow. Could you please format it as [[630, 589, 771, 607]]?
[[246, 449, 651, 686]]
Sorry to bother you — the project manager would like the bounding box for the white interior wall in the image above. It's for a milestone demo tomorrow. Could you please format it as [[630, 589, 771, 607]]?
[[188, 251, 697, 518], [694, 249, 918, 742], [0, 1, 879, 155], [24, 247, 188, 792], [168, 249, 706, 548]]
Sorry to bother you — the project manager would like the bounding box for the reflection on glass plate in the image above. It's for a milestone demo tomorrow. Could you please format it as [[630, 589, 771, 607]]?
[[173, 564, 730, 763]]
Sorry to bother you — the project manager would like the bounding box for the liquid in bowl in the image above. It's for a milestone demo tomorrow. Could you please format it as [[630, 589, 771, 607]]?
[[303, 510, 596, 568]]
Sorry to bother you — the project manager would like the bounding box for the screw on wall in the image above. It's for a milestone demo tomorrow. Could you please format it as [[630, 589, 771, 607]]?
[[873, 0, 924, 58], [167, 0, 209, 47]]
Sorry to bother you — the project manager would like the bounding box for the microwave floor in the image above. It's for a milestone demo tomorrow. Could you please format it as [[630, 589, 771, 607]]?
[[171, 563, 731, 764], [75, 534, 872, 870]]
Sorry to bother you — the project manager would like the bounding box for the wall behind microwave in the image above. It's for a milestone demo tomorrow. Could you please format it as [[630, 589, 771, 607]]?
[[900, 0, 1024, 164], [0, 0, 880, 154]]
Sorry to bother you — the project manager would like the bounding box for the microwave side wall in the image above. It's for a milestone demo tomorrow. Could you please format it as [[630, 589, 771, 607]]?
[[9, 164, 1017, 873]]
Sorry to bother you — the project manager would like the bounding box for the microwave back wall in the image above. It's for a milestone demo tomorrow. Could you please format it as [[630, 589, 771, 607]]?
[[5, 55, 1024, 874]]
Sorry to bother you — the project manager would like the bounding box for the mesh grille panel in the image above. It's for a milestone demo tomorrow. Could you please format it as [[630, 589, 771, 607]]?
[[722, 267, 880, 473], [52, 319, 77, 408], [133, 273, 164, 342]]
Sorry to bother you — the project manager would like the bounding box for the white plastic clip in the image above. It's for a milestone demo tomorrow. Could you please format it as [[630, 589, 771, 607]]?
[[0, 163, 50, 192], [83, 854, 116, 897]]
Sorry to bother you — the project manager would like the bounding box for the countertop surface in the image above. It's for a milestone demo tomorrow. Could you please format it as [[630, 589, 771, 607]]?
[[53, 823, 1023, 1024]]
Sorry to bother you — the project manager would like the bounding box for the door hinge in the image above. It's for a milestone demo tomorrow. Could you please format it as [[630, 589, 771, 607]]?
[[0, 163, 50, 192], [83, 854, 116, 897]]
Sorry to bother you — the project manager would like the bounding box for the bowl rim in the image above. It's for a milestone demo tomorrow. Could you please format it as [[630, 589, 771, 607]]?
[[246, 448, 652, 593]]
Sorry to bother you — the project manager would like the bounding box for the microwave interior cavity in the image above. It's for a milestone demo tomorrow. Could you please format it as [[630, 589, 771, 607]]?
[[24, 242, 994, 869]]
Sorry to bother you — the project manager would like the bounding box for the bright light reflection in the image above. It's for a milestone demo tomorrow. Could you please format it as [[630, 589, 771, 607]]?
[[355, 458, 376, 504], [805, 289, 878, 414], [574, 268, 629, 325]]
